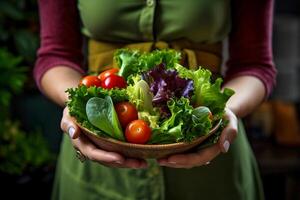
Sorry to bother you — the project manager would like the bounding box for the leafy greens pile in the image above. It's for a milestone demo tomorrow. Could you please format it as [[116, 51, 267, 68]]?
[[67, 49, 234, 144]]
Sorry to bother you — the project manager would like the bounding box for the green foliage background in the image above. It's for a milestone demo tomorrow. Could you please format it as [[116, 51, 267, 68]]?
[[0, 0, 54, 175]]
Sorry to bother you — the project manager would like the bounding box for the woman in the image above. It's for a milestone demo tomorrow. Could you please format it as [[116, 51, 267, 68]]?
[[34, 0, 276, 199]]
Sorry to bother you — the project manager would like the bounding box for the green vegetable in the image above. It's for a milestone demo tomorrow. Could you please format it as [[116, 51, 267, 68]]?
[[138, 111, 160, 129], [115, 48, 180, 79], [138, 49, 181, 70], [115, 49, 141, 79], [186, 106, 212, 140], [199, 79, 234, 118], [126, 76, 161, 129], [149, 97, 214, 144], [174, 63, 234, 118], [86, 97, 124, 141], [67, 50, 234, 145], [149, 97, 186, 144], [126, 76, 154, 112], [66, 85, 128, 136], [150, 121, 184, 144]]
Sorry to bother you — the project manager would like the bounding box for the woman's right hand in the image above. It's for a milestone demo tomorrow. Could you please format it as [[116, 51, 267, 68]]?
[[60, 107, 148, 169]]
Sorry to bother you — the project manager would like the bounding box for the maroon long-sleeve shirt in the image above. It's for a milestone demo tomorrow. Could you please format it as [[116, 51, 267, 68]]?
[[34, 0, 276, 97]]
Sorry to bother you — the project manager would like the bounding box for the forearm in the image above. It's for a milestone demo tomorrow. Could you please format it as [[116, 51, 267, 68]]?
[[223, 75, 265, 118], [41, 66, 82, 106]]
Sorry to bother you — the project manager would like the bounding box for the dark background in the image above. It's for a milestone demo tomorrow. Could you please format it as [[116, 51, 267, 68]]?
[[0, 0, 299, 199]]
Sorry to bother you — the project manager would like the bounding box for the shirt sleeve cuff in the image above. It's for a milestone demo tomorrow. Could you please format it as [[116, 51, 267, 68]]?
[[33, 57, 85, 92], [224, 64, 277, 99]]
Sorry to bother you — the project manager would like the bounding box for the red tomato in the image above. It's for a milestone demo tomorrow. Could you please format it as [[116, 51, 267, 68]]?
[[79, 75, 101, 87], [115, 102, 138, 128], [101, 74, 127, 89], [125, 120, 151, 144], [98, 68, 119, 82]]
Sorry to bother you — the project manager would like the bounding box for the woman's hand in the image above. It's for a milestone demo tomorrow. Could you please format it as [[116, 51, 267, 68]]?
[[60, 107, 148, 169], [157, 108, 238, 169]]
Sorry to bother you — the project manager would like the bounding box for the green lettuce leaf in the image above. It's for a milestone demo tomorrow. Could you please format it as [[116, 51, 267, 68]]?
[[199, 78, 235, 118], [66, 85, 128, 137], [174, 63, 234, 118], [115, 48, 180, 79], [151, 100, 213, 143], [138, 111, 160, 129], [115, 49, 141, 79], [185, 106, 212, 141], [138, 49, 181, 70], [126, 76, 154, 112], [125, 75, 162, 129]]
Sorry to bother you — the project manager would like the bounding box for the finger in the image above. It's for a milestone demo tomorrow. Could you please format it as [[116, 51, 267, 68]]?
[[158, 144, 220, 168], [218, 108, 238, 153], [73, 135, 148, 168], [60, 108, 81, 139], [72, 135, 125, 163]]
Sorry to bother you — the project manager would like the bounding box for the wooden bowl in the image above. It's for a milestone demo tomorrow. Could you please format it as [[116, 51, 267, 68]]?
[[76, 120, 222, 159]]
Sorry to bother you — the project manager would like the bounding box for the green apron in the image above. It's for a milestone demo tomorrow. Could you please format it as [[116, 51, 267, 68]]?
[[52, 122, 263, 200], [51, 40, 264, 200]]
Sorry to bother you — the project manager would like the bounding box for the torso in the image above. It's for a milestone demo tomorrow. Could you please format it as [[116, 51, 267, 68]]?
[[78, 0, 231, 43]]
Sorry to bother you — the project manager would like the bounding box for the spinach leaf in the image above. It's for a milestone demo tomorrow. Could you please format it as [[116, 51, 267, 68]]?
[[86, 96, 124, 141]]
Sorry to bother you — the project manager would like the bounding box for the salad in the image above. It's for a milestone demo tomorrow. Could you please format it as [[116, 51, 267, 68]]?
[[66, 49, 234, 144]]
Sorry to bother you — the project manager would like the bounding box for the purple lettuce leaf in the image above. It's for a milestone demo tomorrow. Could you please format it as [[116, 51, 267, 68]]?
[[142, 63, 194, 116]]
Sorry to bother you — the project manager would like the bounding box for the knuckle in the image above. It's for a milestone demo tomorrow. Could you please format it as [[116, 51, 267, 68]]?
[[84, 147, 95, 161], [86, 153, 95, 161]]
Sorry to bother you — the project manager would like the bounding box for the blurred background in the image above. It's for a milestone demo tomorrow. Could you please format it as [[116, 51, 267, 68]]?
[[0, 0, 299, 199]]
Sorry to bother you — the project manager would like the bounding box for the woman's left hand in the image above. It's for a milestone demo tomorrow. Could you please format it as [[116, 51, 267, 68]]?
[[157, 108, 238, 169]]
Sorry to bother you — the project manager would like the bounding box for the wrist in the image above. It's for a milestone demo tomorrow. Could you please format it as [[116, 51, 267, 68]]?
[[223, 76, 266, 118], [41, 66, 83, 106]]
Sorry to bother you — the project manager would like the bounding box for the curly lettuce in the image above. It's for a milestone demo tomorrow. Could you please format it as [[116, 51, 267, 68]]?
[[115, 48, 180, 79], [142, 63, 194, 116], [66, 85, 128, 135], [149, 97, 212, 144], [174, 63, 234, 118]]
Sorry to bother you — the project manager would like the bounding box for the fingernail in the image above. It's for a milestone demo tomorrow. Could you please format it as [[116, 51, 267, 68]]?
[[168, 161, 177, 164], [68, 127, 75, 138], [223, 140, 230, 153]]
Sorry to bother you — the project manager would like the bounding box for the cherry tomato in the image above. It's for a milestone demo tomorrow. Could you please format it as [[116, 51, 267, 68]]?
[[98, 68, 119, 82], [79, 75, 101, 87], [115, 102, 138, 128], [125, 120, 151, 144], [101, 74, 127, 89]]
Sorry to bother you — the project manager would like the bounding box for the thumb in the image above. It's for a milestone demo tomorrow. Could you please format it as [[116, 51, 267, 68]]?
[[60, 108, 81, 139], [218, 108, 238, 153]]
